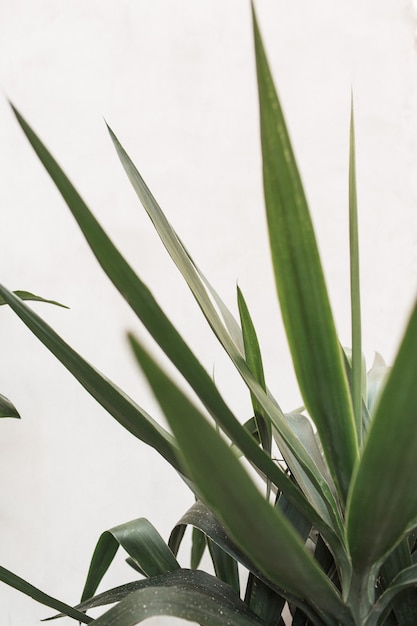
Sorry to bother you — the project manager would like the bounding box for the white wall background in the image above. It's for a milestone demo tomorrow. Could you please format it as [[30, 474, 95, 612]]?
[[1, 1, 417, 624]]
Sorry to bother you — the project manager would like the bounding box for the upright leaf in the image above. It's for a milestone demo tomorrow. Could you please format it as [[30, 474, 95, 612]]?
[[252, 5, 358, 501], [348, 97, 363, 446], [347, 299, 417, 572], [129, 334, 351, 623]]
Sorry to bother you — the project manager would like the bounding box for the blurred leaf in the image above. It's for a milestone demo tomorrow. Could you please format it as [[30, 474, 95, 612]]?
[[0, 285, 181, 475], [0, 565, 91, 623], [380, 539, 417, 626], [0, 393, 20, 419], [87, 569, 266, 626], [0, 290, 68, 309], [253, 4, 358, 502], [347, 299, 417, 572], [366, 353, 390, 417], [366, 564, 417, 626], [129, 334, 350, 622], [81, 518, 180, 602]]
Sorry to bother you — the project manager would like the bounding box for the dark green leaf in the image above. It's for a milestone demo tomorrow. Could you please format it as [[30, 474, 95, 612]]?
[[10, 103, 340, 527], [0, 565, 91, 623], [0, 393, 20, 419], [237, 286, 272, 457], [0, 285, 181, 474], [191, 526, 207, 570], [129, 335, 350, 623], [253, 4, 358, 502], [81, 518, 179, 602], [89, 569, 266, 626], [347, 299, 417, 572]]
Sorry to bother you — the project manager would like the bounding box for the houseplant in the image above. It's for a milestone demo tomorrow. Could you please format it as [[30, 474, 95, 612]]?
[[1, 4, 417, 625]]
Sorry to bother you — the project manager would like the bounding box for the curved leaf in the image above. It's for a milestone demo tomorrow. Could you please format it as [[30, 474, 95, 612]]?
[[81, 518, 179, 602], [89, 569, 266, 626]]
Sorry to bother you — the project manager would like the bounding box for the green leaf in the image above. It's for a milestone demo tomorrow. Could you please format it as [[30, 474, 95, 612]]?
[[366, 564, 417, 626], [10, 103, 340, 527], [129, 334, 350, 623], [0, 393, 20, 419], [347, 299, 417, 572], [252, 4, 358, 502], [207, 538, 240, 593], [106, 117, 341, 523], [0, 290, 68, 309], [170, 500, 328, 624], [237, 286, 272, 457], [379, 539, 417, 626], [88, 569, 266, 626], [0, 565, 91, 623], [348, 97, 363, 447], [191, 526, 206, 569], [81, 518, 180, 602], [0, 285, 181, 474]]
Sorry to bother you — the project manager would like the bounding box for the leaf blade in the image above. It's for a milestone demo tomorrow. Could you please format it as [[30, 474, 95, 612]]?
[[347, 299, 417, 572], [252, 5, 358, 501]]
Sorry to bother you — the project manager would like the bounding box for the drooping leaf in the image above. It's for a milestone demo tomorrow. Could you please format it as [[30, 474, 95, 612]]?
[[347, 299, 417, 572], [0, 565, 91, 623], [0, 393, 20, 419], [129, 334, 350, 623], [252, 4, 358, 502], [87, 569, 266, 626], [81, 518, 180, 603]]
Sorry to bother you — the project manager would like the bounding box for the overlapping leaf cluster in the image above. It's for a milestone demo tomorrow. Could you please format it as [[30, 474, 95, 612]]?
[[2, 6, 417, 626]]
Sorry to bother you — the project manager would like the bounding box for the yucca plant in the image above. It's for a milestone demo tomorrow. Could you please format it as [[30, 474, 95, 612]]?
[[1, 6, 417, 626]]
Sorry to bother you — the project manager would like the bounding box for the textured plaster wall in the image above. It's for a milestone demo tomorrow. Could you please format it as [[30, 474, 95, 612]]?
[[1, 1, 417, 624]]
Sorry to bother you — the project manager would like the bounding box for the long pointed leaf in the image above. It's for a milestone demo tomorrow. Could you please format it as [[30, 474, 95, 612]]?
[[0, 565, 91, 623], [252, 4, 358, 502], [0, 285, 181, 473], [347, 299, 417, 572], [129, 334, 350, 623], [107, 117, 341, 523], [10, 103, 341, 528], [349, 97, 363, 447]]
